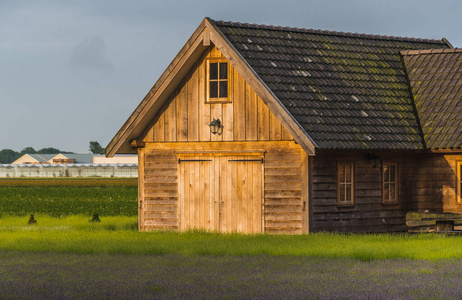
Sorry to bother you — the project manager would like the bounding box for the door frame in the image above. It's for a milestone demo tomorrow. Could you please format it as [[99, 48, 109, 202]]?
[[177, 152, 265, 233]]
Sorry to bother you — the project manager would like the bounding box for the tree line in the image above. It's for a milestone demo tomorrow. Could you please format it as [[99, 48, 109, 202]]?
[[0, 141, 105, 164]]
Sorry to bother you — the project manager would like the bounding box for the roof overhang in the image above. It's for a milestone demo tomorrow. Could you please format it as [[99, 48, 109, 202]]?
[[106, 18, 316, 157]]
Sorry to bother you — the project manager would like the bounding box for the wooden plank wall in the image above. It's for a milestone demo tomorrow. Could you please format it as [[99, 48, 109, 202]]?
[[311, 150, 461, 233], [411, 153, 459, 213], [220, 155, 264, 234], [142, 46, 292, 143], [264, 148, 303, 234], [178, 156, 215, 231], [141, 142, 306, 234], [142, 150, 179, 230]]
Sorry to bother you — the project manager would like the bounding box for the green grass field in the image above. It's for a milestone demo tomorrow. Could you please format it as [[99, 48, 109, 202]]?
[[0, 178, 137, 216], [1, 177, 461, 261], [1, 214, 462, 261], [2, 178, 462, 298]]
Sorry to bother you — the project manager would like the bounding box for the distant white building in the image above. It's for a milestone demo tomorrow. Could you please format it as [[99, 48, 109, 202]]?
[[93, 155, 138, 164], [12, 153, 95, 164]]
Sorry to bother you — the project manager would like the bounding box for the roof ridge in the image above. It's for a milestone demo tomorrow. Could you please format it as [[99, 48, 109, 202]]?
[[211, 19, 446, 44], [401, 48, 462, 55]]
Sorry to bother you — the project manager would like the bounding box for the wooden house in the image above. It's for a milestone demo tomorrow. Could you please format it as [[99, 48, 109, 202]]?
[[107, 18, 462, 233]]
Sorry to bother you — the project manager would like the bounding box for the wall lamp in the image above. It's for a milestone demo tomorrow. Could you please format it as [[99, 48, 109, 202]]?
[[209, 119, 223, 135], [367, 153, 379, 168]]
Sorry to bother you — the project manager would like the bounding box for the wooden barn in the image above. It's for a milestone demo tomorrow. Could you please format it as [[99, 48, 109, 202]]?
[[107, 18, 462, 233]]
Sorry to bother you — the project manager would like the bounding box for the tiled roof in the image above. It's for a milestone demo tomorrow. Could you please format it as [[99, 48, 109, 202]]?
[[29, 154, 56, 162], [64, 154, 95, 164], [214, 20, 450, 150], [402, 49, 462, 149]]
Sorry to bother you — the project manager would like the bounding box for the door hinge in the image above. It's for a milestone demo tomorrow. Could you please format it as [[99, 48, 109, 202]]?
[[178, 158, 212, 163], [228, 158, 264, 163]]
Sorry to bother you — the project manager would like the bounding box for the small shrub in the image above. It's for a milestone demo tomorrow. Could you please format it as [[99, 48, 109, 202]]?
[[28, 214, 37, 225], [90, 212, 101, 222]]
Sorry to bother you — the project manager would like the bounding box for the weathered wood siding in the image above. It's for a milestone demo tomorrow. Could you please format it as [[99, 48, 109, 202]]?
[[264, 149, 305, 234], [416, 153, 461, 213], [142, 46, 292, 143], [139, 142, 307, 234], [311, 150, 461, 232], [140, 149, 179, 230]]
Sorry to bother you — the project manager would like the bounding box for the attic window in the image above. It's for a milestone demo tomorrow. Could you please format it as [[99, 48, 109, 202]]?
[[207, 59, 230, 103]]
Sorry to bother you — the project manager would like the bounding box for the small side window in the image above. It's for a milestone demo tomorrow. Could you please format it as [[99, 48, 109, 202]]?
[[457, 161, 462, 204], [337, 162, 354, 205], [382, 162, 398, 204]]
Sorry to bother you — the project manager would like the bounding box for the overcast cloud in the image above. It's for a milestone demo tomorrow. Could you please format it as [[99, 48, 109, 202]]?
[[1, 0, 461, 152]]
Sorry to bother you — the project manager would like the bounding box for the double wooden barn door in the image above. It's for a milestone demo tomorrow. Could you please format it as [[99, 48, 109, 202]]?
[[178, 155, 264, 233]]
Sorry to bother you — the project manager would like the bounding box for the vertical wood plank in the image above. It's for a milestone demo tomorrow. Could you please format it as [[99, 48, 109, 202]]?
[[204, 160, 211, 229], [233, 68, 246, 140], [144, 127, 154, 143], [257, 96, 270, 141], [198, 58, 211, 142], [210, 157, 217, 231], [153, 114, 165, 142], [301, 151, 309, 233], [231, 158, 238, 232], [178, 159, 185, 231], [211, 46, 222, 57], [184, 160, 190, 230], [164, 98, 177, 142], [246, 85, 258, 141], [223, 65, 234, 141], [188, 67, 199, 141], [199, 161, 205, 228], [256, 159, 263, 233], [210, 104, 223, 142], [245, 161, 251, 233], [138, 148, 145, 231], [270, 112, 282, 140], [222, 94, 234, 142], [220, 156, 227, 232], [177, 83, 188, 141], [194, 160, 200, 228], [281, 125, 293, 140]]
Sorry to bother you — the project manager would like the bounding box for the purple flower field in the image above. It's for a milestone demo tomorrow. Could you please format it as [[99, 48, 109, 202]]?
[[1, 250, 462, 299]]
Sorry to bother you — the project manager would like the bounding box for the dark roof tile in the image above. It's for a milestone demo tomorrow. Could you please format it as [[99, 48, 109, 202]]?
[[403, 49, 462, 149], [214, 20, 450, 150]]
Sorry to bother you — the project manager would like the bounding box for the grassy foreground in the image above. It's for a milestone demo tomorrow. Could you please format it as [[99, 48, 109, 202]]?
[[1, 215, 462, 261]]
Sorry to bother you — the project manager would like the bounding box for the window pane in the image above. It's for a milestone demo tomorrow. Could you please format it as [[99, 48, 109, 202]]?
[[346, 185, 351, 202], [340, 185, 345, 202], [390, 184, 396, 200], [210, 81, 218, 98], [383, 166, 389, 182], [219, 81, 228, 98], [384, 183, 389, 201], [345, 166, 351, 182], [389, 166, 396, 182], [339, 166, 344, 182], [219, 63, 228, 79], [210, 63, 218, 80]]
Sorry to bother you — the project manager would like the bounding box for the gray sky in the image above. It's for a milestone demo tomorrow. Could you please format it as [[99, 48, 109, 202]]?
[[1, 0, 461, 153]]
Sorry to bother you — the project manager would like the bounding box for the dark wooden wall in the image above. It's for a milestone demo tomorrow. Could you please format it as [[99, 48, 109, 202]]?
[[311, 150, 459, 233]]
